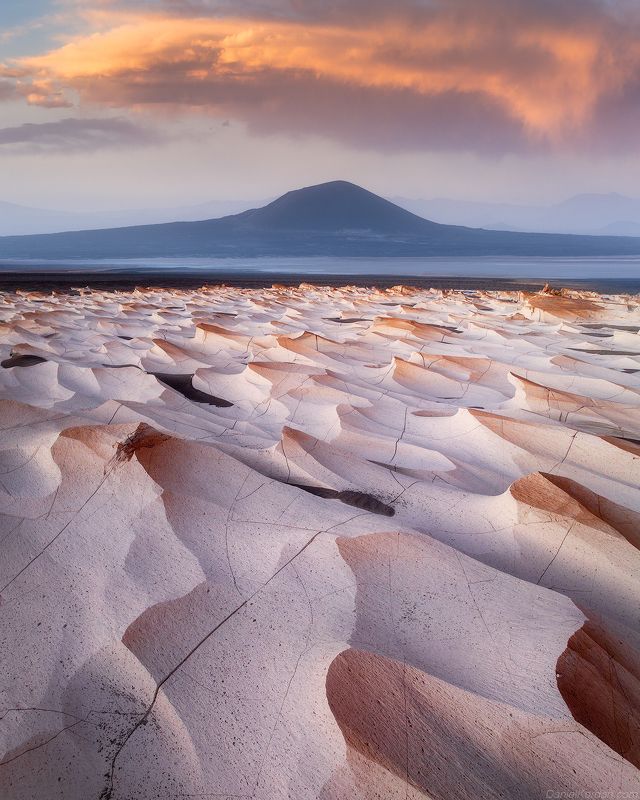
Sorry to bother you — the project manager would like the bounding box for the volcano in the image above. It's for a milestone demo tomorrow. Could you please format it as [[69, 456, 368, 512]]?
[[2, 180, 640, 259]]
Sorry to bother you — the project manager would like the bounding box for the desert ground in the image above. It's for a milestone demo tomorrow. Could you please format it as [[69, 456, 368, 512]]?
[[0, 282, 639, 799]]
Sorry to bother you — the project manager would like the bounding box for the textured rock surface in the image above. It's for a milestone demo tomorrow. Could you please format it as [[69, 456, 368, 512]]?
[[0, 283, 639, 799]]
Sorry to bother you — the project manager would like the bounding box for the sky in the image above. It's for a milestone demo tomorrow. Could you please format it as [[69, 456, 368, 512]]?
[[1, 0, 640, 212]]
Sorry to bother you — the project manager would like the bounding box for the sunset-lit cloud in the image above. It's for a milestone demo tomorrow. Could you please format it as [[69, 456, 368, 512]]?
[[2, 0, 639, 153]]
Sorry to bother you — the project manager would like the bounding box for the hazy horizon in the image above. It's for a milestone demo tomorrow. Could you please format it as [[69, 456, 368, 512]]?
[[2, 185, 640, 217], [5, 181, 640, 239]]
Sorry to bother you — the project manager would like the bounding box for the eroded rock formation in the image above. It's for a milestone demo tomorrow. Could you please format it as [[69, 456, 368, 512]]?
[[0, 283, 639, 798]]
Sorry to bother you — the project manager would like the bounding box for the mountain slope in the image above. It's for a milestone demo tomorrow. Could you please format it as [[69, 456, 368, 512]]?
[[0, 198, 261, 236], [236, 181, 439, 233], [2, 180, 640, 259]]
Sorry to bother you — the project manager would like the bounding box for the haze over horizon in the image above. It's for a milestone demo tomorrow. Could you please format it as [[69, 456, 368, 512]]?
[[2, 0, 640, 214]]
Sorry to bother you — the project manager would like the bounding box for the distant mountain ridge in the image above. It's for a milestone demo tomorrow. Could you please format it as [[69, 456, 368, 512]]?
[[6, 186, 640, 238], [2, 180, 640, 259], [394, 192, 640, 237]]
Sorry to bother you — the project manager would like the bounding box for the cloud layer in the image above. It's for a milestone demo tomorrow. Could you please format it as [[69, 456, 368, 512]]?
[[3, 0, 640, 153], [0, 117, 161, 152]]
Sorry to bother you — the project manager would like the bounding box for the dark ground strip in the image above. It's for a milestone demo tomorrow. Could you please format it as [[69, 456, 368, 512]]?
[[2, 270, 639, 293]]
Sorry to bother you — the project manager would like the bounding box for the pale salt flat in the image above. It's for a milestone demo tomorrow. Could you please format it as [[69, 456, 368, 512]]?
[[0, 282, 639, 799]]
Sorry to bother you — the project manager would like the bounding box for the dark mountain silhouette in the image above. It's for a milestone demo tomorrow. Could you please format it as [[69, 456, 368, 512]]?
[[236, 181, 439, 233], [2, 180, 640, 259]]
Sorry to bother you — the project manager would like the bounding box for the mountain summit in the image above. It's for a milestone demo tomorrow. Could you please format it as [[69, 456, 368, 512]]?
[[2, 180, 640, 259], [236, 181, 437, 233]]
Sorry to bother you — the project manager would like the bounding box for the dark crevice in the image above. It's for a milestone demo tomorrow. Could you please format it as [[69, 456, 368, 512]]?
[[581, 324, 640, 332], [569, 349, 640, 356], [618, 436, 640, 446], [151, 373, 233, 407], [1, 354, 47, 368], [323, 317, 368, 323], [290, 483, 395, 516]]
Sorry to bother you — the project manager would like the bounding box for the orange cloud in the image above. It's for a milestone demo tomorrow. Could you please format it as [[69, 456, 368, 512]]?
[[5, 2, 640, 152]]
